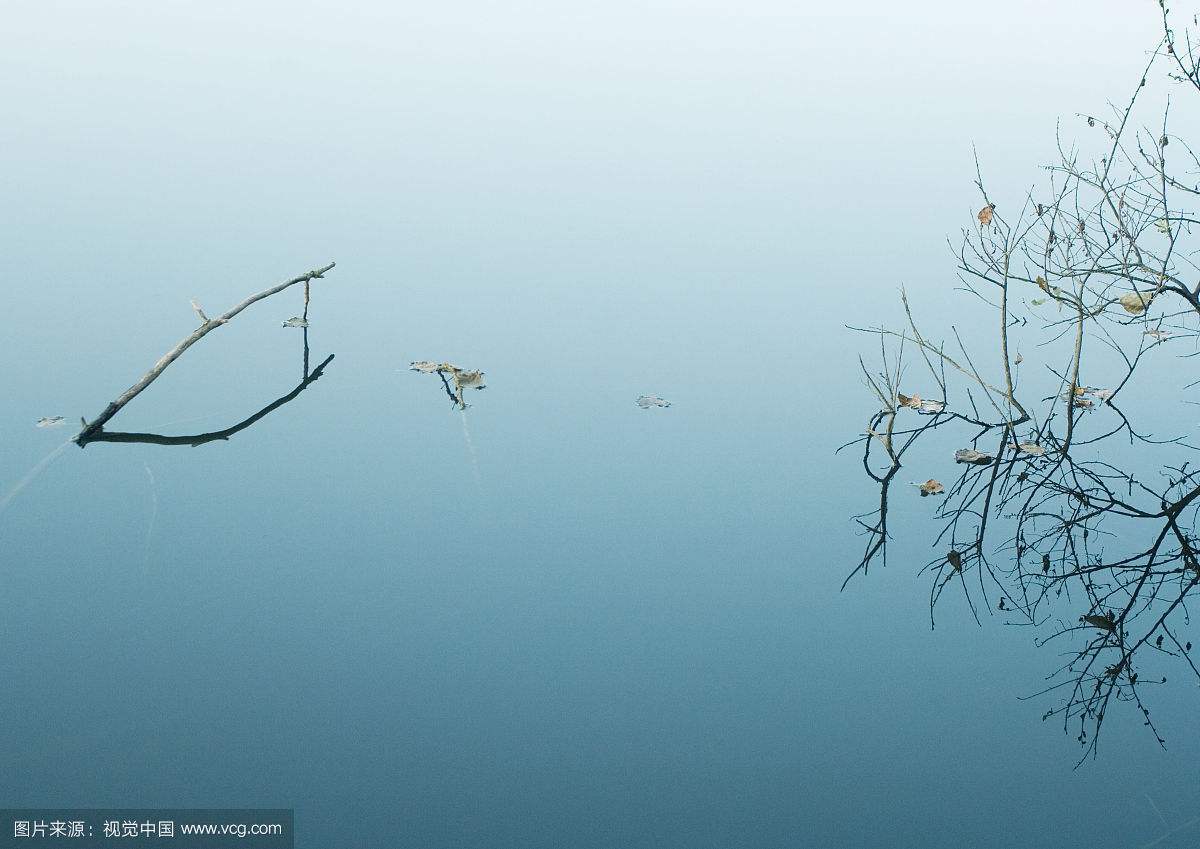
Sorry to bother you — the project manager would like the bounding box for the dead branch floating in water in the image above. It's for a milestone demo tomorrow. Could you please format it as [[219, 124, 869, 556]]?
[[75, 262, 336, 445]]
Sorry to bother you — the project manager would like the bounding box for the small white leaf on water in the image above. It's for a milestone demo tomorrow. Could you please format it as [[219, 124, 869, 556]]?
[[36, 416, 65, 428], [1016, 442, 1045, 456], [281, 316, 309, 328], [637, 395, 671, 409], [1155, 218, 1171, 234]]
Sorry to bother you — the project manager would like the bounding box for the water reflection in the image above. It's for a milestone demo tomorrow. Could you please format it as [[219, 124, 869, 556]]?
[[843, 116, 1200, 762], [74, 266, 336, 448], [75, 353, 334, 448]]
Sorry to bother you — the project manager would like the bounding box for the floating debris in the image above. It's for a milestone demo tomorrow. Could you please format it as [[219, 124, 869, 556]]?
[[1069, 386, 1114, 408], [1082, 613, 1117, 632], [1119, 291, 1155, 315], [36, 416, 65, 428], [954, 448, 994, 465], [453, 369, 486, 392], [897, 393, 945, 415], [636, 395, 671, 409], [916, 479, 945, 497], [410, 361, 486, 409], [1016, 442, 1045, 456], [281, 316, 310, 328]]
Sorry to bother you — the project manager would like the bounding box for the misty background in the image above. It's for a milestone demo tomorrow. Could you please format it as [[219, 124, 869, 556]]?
[[1, 2, 1197, 847]]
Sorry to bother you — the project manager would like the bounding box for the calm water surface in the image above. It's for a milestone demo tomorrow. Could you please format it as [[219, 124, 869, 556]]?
[[2, 2, 1197, 847]]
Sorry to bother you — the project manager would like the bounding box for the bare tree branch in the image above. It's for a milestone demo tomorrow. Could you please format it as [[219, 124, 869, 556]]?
[[75, 262, 336, 444]]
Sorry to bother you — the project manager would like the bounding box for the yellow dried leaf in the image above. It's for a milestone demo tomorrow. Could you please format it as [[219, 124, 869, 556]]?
[[918, 479, 945, 497]]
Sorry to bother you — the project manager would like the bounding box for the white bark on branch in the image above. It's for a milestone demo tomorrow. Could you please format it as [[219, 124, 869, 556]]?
[[76, 262, 336, 444]]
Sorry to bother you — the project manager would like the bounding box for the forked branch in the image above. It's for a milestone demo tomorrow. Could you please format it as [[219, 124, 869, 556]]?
[[75, 262, 336, 445]]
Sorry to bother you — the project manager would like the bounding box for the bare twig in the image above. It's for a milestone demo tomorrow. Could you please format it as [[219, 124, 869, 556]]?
[[75, 262, 336, 444]]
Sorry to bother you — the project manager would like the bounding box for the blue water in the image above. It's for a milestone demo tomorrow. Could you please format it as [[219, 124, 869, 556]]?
[[2, 2, 1197, 846]]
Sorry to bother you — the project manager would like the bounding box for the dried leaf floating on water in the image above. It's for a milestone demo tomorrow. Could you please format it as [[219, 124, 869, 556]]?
[[1155, 218, 1171, 234], [1016, 442, 1045, 456], [977, 204, 995, 226], [1070, 386, 1113, 407], [947, 550, 963, 571], [917, 479, 944, 497], [281, 316, 310, 328], [36, 416, 65, 428], [1082, 613, 1117, 632], [897, 393, 945, 414], [1119, 291, 1156, 315], [409, 361, 486, 409], [954, 448, 994, 465], [636, 395, 671, 409], [453, 369, 486, 392], [1033, 277, 1065, 303]]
